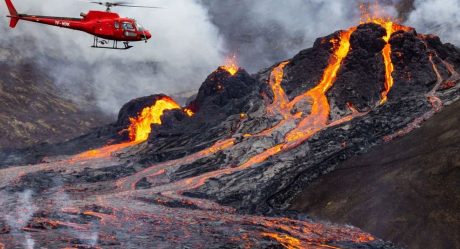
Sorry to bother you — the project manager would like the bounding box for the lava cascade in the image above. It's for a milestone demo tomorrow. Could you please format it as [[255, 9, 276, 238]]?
[[128, 97, 181, 142]]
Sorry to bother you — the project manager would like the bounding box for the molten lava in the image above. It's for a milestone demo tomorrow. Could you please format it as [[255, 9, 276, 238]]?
[[360, 2, 412, 104], [286, 28, 355, 143], [183, 108, 195, 117], [71, 141, 138, 162], [373, 20, 411, 104], [267, 61, 291, 117], [220, 55, 239, 76], [261, 233, 302, 249], [128, 97, 181, 142]]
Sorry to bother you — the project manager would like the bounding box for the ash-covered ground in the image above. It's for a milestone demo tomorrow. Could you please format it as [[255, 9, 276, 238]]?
[[0, 22, 459, 249]]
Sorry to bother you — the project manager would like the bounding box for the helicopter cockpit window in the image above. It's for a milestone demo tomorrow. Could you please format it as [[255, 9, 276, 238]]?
[[135, 22, 144, 32], [114, 22, 120, 29], [122, 22, 135, 31]]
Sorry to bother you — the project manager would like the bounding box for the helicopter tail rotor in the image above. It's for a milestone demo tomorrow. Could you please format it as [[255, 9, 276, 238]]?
[[5, 0, 20, 28]]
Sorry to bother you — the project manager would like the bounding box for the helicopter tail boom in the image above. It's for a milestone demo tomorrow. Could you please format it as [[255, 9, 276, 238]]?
[[5, 0, 19, 28]]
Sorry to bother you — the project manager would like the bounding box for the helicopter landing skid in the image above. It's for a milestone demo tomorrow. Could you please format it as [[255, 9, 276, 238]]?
[[91, 37, 133, 50]]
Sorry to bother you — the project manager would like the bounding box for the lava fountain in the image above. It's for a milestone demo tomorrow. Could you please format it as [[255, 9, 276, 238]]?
[[220, 55, 240, 76]]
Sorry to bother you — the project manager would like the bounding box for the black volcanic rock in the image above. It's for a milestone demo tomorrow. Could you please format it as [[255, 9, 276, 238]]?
[[189, 68, 260, 117], [280, 32, 340, 98], [291, 100, 460, 249], [182, 24, 460, 217], [137, 68, 264, 164], [328, 24, 387, 113], [350, 23, 387, 53], [389, 30, 438, 99]]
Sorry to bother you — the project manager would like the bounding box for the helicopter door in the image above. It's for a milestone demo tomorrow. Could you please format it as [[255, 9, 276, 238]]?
[[94, 21, 114, 37], [113, 21, 124, 37]]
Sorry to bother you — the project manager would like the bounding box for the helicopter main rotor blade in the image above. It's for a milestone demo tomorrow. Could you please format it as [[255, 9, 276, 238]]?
[[89, 1, 131, 5], [113, 4, 162, 9], [89, 1, 162, 9]]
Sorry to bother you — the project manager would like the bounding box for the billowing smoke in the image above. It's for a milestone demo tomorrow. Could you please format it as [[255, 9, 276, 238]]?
[[200, 0, 458, 72], [199, 0, 404, 72], [406, 0, 460, 45]]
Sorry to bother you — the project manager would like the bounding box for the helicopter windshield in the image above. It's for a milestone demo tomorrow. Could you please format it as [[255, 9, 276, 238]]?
[[135, 22, 145, 32], [122, 22, 135, 31]]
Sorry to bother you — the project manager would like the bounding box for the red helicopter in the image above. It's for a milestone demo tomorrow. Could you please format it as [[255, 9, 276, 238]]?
[[5, 0, 158, 49]]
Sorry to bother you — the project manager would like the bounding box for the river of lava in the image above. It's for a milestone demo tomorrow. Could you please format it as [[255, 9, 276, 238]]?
[[374, 21, 412, 104]]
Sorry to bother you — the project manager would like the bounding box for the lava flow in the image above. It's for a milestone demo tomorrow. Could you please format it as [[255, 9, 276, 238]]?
[[128, 96, 182, 142], [286, 28, 355, 143], [360, 3, 412, 104], [267, 61, 291, 117]]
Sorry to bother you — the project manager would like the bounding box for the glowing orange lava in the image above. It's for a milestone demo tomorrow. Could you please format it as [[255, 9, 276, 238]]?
[[70, 141, 138, 162], [183, 108, 195, 117], [267, 61, 291, 117], [286, 28, 355, 143], [128, 97, 181, 142], [374, 21, 411, 104], [262, 232, 302, 249], [221, 55, 239, 76], [360, 3, 412, 104]]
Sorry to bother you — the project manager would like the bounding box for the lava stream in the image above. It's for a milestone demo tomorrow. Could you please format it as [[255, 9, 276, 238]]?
[[70, 141, 139, 162], [128, 96, 182, 142], [267, 61, 291, 117], [286, 28, 355, 144], [377, 22, 411, 104]]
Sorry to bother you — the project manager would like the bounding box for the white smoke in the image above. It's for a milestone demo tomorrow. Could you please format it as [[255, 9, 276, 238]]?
[[199, 0, 400, 71], [0, 190, 38, 249], [0, 0, 224, 114], [2, 190, 38, 230], [24, 233, 35, 249], [406, 0, 460, 45]]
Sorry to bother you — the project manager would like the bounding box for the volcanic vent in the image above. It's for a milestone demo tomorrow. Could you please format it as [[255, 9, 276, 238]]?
[[1, 13, 460, 249]]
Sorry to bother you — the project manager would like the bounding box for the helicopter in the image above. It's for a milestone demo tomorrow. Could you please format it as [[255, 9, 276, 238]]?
[[5, 0, 159, 49]]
